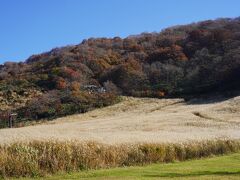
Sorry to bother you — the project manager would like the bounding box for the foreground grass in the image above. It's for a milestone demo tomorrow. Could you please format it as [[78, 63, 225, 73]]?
[[1, 140, 240, 178], [21, 153, 240, 179]]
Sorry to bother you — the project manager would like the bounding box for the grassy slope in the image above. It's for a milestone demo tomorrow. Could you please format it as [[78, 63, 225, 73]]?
[[20, 153, 240, 180]]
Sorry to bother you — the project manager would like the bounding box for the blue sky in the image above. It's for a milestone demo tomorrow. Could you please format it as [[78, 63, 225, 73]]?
[[0, 0, 239, 63]]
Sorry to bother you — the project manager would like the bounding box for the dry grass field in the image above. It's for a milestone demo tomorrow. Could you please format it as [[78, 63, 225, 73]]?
[[0, 96, 239, 144]]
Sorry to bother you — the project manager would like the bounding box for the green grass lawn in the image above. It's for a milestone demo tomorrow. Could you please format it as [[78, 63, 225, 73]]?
[[20, 153, 240, 180]]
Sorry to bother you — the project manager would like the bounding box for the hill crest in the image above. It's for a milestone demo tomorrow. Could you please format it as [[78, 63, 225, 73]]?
[[0, 17, 240, 123]]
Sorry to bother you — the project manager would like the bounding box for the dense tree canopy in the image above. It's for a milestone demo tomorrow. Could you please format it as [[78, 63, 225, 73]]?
[[0, 17, 240, 121]]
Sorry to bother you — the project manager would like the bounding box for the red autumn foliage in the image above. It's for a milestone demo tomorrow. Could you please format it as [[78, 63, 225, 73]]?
[[56, 77, 67, 90], [62, 67, 80, 80]]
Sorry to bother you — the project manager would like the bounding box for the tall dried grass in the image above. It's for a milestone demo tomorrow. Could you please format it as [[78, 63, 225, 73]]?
[[0, 139, 239, 178]]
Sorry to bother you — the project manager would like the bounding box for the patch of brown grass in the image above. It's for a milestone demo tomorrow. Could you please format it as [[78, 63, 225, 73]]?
[[0, 139, 239, 178]]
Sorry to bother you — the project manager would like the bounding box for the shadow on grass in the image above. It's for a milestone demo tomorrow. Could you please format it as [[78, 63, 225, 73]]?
[[143, 171, 240, 178], [184, 90, 240, 105]]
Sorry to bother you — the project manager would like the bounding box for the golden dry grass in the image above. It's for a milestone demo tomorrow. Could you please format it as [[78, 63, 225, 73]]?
[[0, 96, 239, 178], [0, 96, 239, 144], [0, 139, 240, 178]]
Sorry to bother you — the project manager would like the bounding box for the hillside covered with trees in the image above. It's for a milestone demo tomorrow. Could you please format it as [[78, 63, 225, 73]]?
[[0, 17, 240, 122]]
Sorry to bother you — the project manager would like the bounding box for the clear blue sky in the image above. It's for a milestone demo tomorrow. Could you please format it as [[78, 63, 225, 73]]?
[[0, 0, 239, 63]]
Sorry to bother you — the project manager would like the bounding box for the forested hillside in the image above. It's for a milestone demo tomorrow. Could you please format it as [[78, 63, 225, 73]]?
[[1, 17, 240, 121]]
